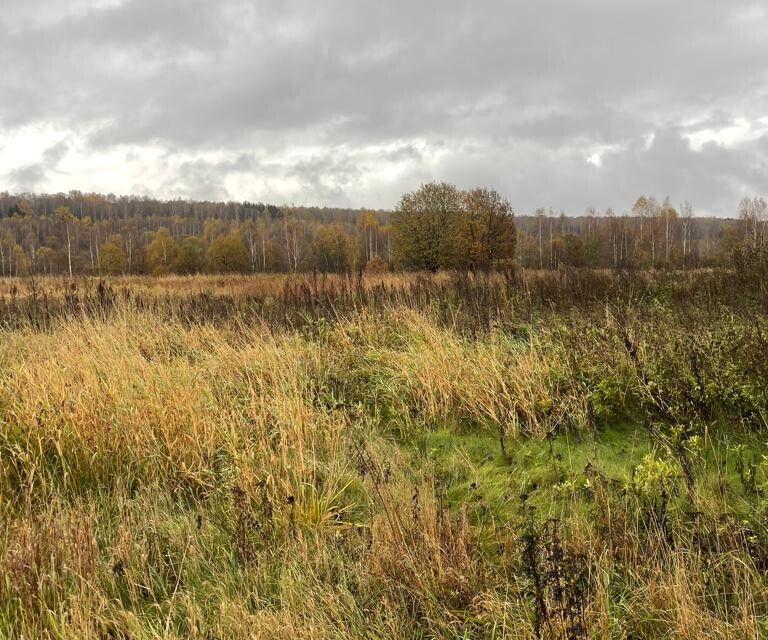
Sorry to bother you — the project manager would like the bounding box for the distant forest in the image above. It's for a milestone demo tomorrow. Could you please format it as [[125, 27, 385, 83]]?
[[0, 190, 764, 276]]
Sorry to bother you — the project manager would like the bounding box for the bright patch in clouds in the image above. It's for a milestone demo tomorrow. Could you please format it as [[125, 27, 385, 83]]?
[[586, 145, 624, 168], [686, 118, 768, 151], [0, 125, 68, 170]]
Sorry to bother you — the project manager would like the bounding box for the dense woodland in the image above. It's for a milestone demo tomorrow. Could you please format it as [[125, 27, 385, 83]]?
[[0, 189, 765, 276]]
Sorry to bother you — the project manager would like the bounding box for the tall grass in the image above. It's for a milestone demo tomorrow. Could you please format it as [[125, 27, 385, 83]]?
[[0, 267, 763, 332], [0, 272, 767, 638]]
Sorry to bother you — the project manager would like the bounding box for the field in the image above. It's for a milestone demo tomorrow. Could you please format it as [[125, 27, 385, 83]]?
[[1, 270, 768, 639]]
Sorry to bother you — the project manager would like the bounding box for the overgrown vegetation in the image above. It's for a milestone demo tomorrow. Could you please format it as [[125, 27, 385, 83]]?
[[1, 268, 767, 638]]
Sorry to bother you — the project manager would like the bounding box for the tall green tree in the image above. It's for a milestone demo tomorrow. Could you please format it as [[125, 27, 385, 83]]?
[[391, 182, 465, 271], [391, 183, 516, 271], [174, 237, 206, 274]]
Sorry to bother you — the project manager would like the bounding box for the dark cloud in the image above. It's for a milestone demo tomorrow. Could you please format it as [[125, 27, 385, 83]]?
[[1, 0, 767, 212]]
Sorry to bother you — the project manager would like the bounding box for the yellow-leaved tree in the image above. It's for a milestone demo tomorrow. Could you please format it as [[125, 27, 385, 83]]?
[[206, 232, 250, 273]]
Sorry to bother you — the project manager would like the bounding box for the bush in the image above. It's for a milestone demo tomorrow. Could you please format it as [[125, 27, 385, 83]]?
[[364, 256, 389, 274]]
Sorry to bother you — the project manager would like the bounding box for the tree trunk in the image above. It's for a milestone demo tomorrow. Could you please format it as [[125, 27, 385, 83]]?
[[66, 224, 73, 277]]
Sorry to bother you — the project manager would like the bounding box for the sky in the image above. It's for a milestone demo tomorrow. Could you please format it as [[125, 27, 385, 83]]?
[[1, 1, 767, 215]]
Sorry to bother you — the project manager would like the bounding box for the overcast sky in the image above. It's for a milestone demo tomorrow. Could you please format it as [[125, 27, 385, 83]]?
[[1, 1, 767, 215]]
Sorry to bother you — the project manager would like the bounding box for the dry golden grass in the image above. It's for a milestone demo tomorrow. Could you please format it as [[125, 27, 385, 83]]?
[[0, 271, 442, 300]]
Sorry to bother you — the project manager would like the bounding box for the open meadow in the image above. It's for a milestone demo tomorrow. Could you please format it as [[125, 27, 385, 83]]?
[[1, 269, 767, 638], [4, 0, 768, 636]]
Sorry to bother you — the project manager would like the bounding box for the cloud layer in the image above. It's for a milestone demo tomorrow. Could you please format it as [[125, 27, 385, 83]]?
[[1, 0, 767, 214]]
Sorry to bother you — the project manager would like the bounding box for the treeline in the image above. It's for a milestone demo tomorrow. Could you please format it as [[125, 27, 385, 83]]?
[[0, 189, 764, 276], [516, 197, 766, 269], [0, 191, 389, 276]]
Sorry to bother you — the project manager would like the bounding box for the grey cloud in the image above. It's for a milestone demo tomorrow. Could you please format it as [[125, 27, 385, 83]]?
[[7, 165, 49, 192], [597, 128, 768, 215], [43, 141, 70, 165], [1, 0, 767, 212], [154, 152, 262, 201], [6, 141, 70, 192]]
